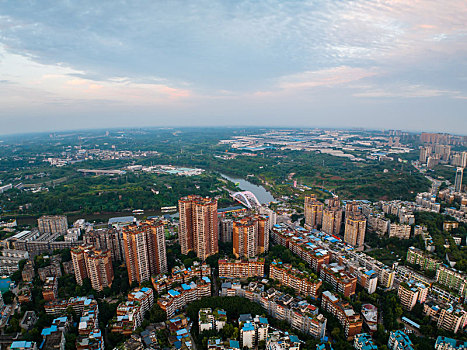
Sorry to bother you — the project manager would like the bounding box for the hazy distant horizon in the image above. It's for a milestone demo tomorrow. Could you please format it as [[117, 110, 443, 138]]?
[[1, 124, 465, 139], [1, 1, 466, 135]]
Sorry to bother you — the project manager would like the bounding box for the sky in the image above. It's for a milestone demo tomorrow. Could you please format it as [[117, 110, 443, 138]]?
[[0, 0, 466, 135]]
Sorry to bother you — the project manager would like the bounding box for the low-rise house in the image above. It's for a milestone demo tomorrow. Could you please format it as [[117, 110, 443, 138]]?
[[21, 261, 35, 282], [9, 341, 37, 350], [18, 286, 32, 304], [388, 330, 414, 350], [321, 291, 362, 341], [354, 333, 378, 350], [42, 276, 58, 301], [270, 260, 322, 300], [20, 311, 37, 330], [266, 330, 302, 350], [157, 278, 211, 318], [435, 336, 467, 350], [361, 304, 378, 333]]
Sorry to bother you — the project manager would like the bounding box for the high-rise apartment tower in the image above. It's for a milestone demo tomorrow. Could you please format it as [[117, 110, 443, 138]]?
[[122, 219, 168, 284], [71, 246, 114, 291], [38, 215, 68, 235], [233, 215, 269, 258], [179, 195, 218, 260], [304, 195, 324, 229], [455, 167, 464, 193], [344, 215, 367, 247]]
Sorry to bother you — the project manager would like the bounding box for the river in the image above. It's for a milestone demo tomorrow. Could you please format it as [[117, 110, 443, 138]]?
[[221, 174, 275, 204], [15, 176, 274, 226]]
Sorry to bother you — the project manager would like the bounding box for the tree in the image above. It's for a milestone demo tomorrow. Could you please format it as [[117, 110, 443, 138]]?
[[66, 306, 77, 322], [374, 324, 388, 345], [3, 291, 15, 304], [6, 316, 20, 333], [183, 258, 193, 267], [148, 303, 167, 323], [220, 324, 235, 339], [331, 327, 341, 339], [232, 327, 239, 340], [9, 269, 21, 284]]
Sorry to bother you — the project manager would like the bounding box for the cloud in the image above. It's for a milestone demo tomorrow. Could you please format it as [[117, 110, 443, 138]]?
[[0, 0, 464, 89], [353, 84, 463, 99], [0, 45, 192, 106], [0, 0, 466, 134], [251, 66, 378, 98], [277, 66, 378, 90]]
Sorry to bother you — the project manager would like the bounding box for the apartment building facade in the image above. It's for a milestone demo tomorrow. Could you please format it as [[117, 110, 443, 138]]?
[[122, 219, 168, 284], [233, 215, 269, 258], [304, 195, 323, 229], [270, 260, 322, 300], [71, 246, 114, 291], [179, 195, 218, 260], [344, 215, 366, 248], [321, 291, 362, 340], [38, 215, 68, 235], [218, 258, 265, 279]]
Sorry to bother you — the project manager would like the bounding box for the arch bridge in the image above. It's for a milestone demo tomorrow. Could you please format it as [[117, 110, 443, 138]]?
[[231, 191, 261, 209]]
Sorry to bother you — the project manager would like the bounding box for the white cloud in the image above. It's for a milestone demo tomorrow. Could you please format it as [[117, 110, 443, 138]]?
[[276, 66, 378, 90], [0, 45, 192, 107], [0, 0, 466, 134], [353, 84, 462, 99]]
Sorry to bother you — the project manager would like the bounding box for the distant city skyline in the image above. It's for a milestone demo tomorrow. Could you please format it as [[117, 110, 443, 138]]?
[[0, 0, 466, 135]]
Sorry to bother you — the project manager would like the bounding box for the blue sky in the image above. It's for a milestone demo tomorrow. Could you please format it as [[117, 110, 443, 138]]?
[[0, 0, 466, 134]]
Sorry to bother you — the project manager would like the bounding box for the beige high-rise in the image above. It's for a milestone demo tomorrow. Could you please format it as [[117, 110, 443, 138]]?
[[325, 197, 340, 208], [71, 246, 114, 291], [322, 208, 343, 235], [344, 215, 367, 247], [232, 215, 268, 258], [179, 195, 218, 260], [455, 167, 464, 193], [71, 247, 87, 285], [83, 228, 123, 261], [38, 215, 68, 234], [122, 219, 168, 284], [345, 201, 360, 218], [304, 195, 323, 229]]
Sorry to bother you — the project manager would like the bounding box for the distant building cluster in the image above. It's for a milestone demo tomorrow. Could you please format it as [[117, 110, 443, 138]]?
[[2, 127, 467, 350], [127, 164, 205, 176], [46, 148, 159, 167], [3, 216, 83, 257]]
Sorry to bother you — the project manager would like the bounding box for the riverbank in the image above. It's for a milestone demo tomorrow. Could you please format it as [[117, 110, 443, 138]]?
[[220, 173, 275, 204]]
